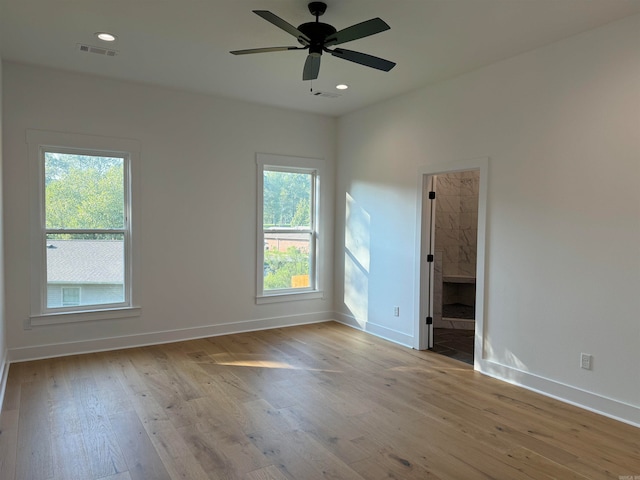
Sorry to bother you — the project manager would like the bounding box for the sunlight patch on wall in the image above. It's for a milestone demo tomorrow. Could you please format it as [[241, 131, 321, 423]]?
[[483, 332, 530, 377], [345, 192, 370, 271], [344, 192, 371, 325]]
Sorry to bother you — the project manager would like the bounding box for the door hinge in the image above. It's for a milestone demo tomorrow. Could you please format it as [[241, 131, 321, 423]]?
[[426, 316, 433, 325], [427, 254, 434, 263], [428, 191, 436, 200]]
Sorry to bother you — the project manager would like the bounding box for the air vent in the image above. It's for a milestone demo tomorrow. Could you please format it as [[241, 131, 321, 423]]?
[[311, 91, 341, 98], [77, 43, 118, 57]]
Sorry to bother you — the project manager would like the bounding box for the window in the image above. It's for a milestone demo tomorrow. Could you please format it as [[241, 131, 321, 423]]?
[[62, 287, 81, 306], [257, 154, 323, 303], [28, 130, 141, 326]]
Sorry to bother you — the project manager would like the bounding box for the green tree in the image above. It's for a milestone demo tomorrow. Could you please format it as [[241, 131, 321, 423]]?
[[45, 152, 121, 184], [45, 154, 124, 239], [264, 247, 309, 289], [291, 198, 310, 227], [263, 170, 311, 227]]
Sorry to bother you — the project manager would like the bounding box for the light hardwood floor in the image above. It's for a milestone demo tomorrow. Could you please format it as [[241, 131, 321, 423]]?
[[0, 321, 638, 479]]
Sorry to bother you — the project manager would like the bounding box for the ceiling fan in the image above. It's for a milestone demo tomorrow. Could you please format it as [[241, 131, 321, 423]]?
[[230, 1, 396, 81]]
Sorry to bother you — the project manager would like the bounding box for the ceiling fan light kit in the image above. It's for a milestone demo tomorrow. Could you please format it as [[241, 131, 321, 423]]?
[[230, 1, 396, 81]]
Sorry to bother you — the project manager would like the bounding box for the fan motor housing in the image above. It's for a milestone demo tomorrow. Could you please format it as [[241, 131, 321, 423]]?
[[298, 22, 336, 44]]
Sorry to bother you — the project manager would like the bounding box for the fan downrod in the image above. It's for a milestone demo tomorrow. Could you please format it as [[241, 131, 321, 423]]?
[[308, 2, 327, 18]]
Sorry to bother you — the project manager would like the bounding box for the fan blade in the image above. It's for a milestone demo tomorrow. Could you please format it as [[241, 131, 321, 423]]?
[[324, 18, 390, 47], [230, 46, 305, 55], [303, 55, 321, 81], [329, 48, 396, 72], [253, 10, 311, 45]]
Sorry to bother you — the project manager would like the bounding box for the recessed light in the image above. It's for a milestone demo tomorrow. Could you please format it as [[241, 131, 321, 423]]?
[[95, 32, 117, 42], [336, 84, 349, 90]]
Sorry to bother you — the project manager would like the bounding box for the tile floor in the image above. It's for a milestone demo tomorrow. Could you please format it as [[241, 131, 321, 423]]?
[[432, 327, 475, 365]]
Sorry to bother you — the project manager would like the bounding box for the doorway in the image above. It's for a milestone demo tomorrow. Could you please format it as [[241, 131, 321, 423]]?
[[415, 158, 488, 368]]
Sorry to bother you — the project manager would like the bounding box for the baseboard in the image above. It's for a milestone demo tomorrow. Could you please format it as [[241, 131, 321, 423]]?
[[479, 359, 640, 428], [8, 311, 335, 363], [334, 312, 414, 348], [0, 349, 9, 413]]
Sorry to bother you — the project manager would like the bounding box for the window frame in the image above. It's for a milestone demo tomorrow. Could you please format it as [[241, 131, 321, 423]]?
[[256, 153, 324, 304], [27, 130, 141, 326]]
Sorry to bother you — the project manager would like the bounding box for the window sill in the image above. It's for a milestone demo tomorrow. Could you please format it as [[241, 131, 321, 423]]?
[[28, 306, 141, 328], [256, 291, 324, 305]]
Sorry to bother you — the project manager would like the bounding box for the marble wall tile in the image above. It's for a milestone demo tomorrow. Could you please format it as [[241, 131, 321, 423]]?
[[460, 195, 478, 213], [434, 171, 479, 278], [460, 171, 479, 194], [443, 261, 459, 276], [444, 244, 459, 265], [459, 228, 477, 248], [436, 175, 461, 196], [436, 211, 459, 230], [435, 227, 459, 251], [458, 261, 476, 277], [436, 194, 460, 213], [459, 245, 477, 264], [460, 177, 476, 196], [459, 212, 474, 230]]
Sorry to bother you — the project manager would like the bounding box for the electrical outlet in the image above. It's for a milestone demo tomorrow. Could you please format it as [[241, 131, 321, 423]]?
[[580, 353, 592, 370], [393, 306, 400, 317]]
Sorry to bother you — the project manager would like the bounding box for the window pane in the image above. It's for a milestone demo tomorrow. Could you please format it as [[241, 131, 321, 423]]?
[[264, 232, 312, 290], [263, 171, 312, 229], [45, 152, 125, 230], [46, 234, 125, 308]]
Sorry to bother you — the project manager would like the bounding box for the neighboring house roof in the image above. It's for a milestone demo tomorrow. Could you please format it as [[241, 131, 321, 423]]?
[[46, 240, 123, 284]]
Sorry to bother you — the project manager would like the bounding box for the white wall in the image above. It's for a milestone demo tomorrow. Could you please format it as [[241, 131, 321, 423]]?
[[3, 63, 336, 359], [335, 15, 640, 424]]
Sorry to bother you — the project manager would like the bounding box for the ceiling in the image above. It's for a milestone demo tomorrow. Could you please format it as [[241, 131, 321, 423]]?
[[1, 0, 639, 117]]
